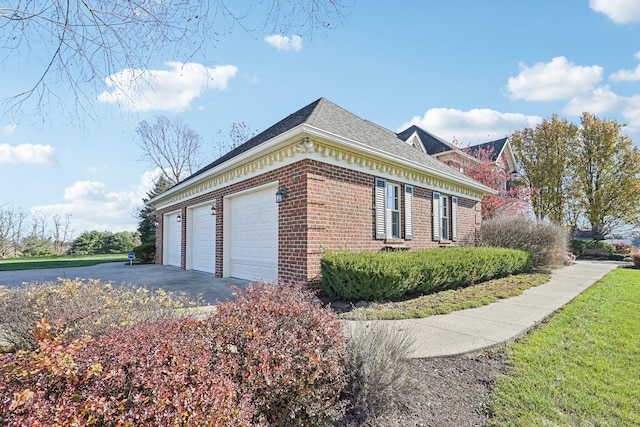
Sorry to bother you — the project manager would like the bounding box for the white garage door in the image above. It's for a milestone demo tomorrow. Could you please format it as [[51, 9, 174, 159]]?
[[228, 186, 278, 282], [164, 212, 182, 267], [189, 205, 216, 273]]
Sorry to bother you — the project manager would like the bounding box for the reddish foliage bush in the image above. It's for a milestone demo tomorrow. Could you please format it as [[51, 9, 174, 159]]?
[[1, 318, 254, 427], [1, 282, 349, 426], [613, 242, 635, 255], [632, 252, 640, 269], [204, 281, 350, 426]]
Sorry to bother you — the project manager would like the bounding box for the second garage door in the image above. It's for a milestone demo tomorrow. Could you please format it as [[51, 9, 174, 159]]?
[[227, 185, 278, 282], [188, 205, 216, 273], [164, 212, 182, 267]]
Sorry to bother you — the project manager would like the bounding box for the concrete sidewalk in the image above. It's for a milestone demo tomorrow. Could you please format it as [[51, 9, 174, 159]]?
[[344, 260, 623, 359]]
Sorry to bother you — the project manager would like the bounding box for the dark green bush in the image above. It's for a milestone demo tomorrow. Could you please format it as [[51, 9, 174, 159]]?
[[133, 242, 156, 263], [569, 239, 615, 255], [321, 247, 531, 301]]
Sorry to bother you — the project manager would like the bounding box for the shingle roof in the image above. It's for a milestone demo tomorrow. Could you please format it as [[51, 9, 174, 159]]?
[[180, 97, 480, 186], [467, 137, 508, 162], [396, 125, 453, 155]]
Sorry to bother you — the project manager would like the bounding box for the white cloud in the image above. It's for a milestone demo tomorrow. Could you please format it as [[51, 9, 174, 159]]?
[[590, 0, 640, 24], [610, 52, 640, 81], [507, 56, 603, 101], [264, 34, 303, 52], [398, 108, 542, 146], [563, 86, 625, 116], [3, 123, 17, 133], [98, 62, 238, 112], [0, 143, 56, 165], [32, 170, 160, 233], [563, 87, 640, 132]]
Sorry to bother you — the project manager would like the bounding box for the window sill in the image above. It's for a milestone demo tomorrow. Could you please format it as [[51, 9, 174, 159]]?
[[383, 239, 411, 251]]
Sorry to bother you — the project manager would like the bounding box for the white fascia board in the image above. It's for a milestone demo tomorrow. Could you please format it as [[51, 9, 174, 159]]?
[[148, 125, 307, 207], [302, 125, 497, 195]]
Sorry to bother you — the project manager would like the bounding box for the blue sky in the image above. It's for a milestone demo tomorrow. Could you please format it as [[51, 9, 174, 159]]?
[[2, 0, 640, 235]]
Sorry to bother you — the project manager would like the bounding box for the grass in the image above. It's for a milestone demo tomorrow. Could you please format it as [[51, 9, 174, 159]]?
[[489, 267, 640, 426], [0, 253, 130, 271], [338, 273, 550, 320]]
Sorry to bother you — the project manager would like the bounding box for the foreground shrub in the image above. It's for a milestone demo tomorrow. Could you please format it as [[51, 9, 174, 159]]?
[[0, 278, 200, 351], [321, 247, 531, 301], [132, 242, 156, 262], [1, 283, 349, 426], [0, 318, 254, 426], [204, 281, 350, 426], [480, 216, 567, 268], [339, 321, 426, 425]]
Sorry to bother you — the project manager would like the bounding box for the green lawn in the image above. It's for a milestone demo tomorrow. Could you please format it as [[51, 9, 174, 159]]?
[[338, 273, 550, 320], [0, 254, 130, 271], [489, 267, 640, 426]]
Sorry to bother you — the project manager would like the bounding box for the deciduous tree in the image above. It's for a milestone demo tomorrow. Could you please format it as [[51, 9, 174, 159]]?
[[510, 115, 578, 222], [444, 145, 530, 219], [136, 116, 203, 184], [574, 112, 640, 240]]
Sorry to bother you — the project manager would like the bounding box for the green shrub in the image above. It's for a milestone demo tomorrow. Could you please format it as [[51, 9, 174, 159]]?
[[0, 278, 200, 351], [321, 247, 531, 301], [480, 216, 568, 268], [569, 239, 615, 255], [132, 242, 156, 263]]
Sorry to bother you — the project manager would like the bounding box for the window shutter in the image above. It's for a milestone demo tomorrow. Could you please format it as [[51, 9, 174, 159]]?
[[404, 185, 414, 240], [375, 178, 386, 239], [451, 196, 458, 242], [432, 191, 440, 241]]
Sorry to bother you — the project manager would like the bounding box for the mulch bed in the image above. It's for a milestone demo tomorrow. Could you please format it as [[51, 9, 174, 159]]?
[[396, 349, 508, 426]]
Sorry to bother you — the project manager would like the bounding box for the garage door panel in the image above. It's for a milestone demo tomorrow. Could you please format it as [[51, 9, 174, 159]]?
[[164, 213, 181, 267], [229, 186, 278, 282], [190, 206, 216, 273]]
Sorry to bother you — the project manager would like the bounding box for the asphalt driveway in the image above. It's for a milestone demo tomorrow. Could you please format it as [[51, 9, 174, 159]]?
[[0, 262, 249, 305]]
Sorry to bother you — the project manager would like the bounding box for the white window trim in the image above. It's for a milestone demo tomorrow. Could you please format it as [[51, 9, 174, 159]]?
[[441, 195, 449, 240], [386, 182, 400, 239]]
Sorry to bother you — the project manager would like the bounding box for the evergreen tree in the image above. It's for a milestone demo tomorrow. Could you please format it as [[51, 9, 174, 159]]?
[[138, 176, 173, 245]]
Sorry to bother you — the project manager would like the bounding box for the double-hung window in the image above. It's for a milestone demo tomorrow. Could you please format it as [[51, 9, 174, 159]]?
[[386, 183, 400, 239], [375, 178, 413, 240], [440, 195, 449, 240], [433, 191, 458, 242]]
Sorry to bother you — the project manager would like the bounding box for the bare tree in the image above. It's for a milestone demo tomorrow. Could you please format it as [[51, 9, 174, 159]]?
[[213, 121, 258, 158], [0, 206, 28, 258], [1, 1, 347, 118], [52, 214, 73, 254], [136, 116, 203, 184]]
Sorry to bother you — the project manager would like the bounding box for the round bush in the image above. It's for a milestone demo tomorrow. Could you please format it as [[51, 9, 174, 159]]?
[[204, 281, 350, 426], [480, 216, 568, 268]]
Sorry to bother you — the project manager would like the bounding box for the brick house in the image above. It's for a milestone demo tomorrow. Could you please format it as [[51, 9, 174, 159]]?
[[148, 98, 495, 283], [396, 124, 518, 176]]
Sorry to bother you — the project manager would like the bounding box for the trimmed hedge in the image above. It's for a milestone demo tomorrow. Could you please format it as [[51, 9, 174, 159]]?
[[321, 247, 531, 301], [132, 242, 156, 263]]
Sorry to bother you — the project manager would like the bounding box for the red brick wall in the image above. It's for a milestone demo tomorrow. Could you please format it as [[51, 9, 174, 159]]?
[[154, 158, 481, 283]]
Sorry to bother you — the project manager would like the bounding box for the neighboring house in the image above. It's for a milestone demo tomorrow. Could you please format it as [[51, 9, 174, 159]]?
[[148, 98, 495, 284], [397, 125, 517, 174]]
